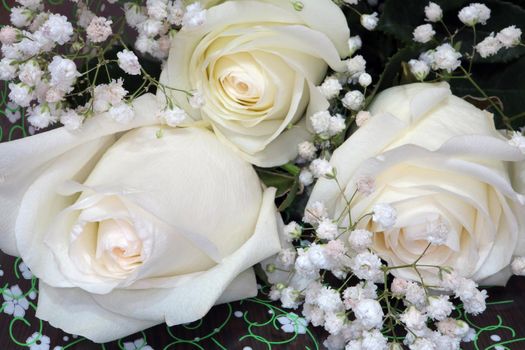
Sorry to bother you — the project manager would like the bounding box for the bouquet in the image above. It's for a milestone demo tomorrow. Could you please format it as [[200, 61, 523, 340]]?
[[0, 0, 524, 349]]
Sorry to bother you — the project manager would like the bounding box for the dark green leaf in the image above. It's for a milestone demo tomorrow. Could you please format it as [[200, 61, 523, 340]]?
[[256, 169, 296, 198]]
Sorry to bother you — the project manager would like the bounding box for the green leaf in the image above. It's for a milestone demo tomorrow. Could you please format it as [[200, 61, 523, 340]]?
[[378, 0, 426, 43], [256, 169, 296, 198]]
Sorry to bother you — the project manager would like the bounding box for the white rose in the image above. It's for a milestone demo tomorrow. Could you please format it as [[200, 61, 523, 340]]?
[[159, 0, 349, 167], [0, 94, 282, 342], [308, 83, 525, 286]]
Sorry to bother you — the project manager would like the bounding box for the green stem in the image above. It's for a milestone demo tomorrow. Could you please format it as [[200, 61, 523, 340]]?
[[281, 163, 300, 176]]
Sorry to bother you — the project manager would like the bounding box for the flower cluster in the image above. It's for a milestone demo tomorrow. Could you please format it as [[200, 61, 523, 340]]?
[[265, 172, 487, 350]]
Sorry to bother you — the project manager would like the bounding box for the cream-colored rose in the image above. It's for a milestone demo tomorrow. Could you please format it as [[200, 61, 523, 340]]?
[[0, 94, 281, 342], [309, 83, 525, 286], [159, 0, 349, 166]]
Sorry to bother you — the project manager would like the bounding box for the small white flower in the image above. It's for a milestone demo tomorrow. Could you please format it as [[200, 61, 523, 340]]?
[[189, 91, 205, 109], [355, 110, 371, 127], [318, 77, 342, 99], [316, 218, 339, 240], [167, 0, 185, 26], [147, 0, 168, 21], [117, 50, 142, 75], [277, 249, 297, 268], [458, 3, 491, 26], [348, 35, 362, 56], [432, 43, 462, 72], [298, 141, 317, 161], [280, 287, 301, 309], [358, 73, 372, 87], [108, 103, 134, 124], [8, 82, 33, 107], [16, 0, 42, 10], [351, 251, 383, 281], [19, 262, 33, 279], [295, 249, 319, 278], [93, 79, 128, 112], [348, 229, 373, 252], [437, 318, 470, 338], [324, 312, 345, 334], [361, 329, 388, 349], [124, 3, 148, 29], [497, 25, 522, 48], [26, 332, 50, 350], [400, 306, 427, 331], [353, 299, 383, 329], [48, 56, 79, 93], [310, 110, 332, 136], [509, 131, 525, 153], [60, 109, 84, 131], [27, 104, 57, 129], [0, 26, 19, 45], [0, 58, 18, 81], [356, 175, 375, 196], [372, 203, 397, 229], [408, 59, 430, 81], [316, 286, 344, 313], [342, 90, 364, 111], [360, 12, 379, 31], [425, 2, 443, 22], [303, 201, 328, 225], [182, 2, 207, 30], [302, 303, 325, 327], [346, 55, 367, 77], [39, 14, 74, 45], [309, 158, 334, 178], [426, 216, 449, 245], [475, 33, 503, 58], [160, 106, 188, 127], [390, 277, 409, 297], [405, 282, 427, 308], [426, 295, 454, 321], [140, 18, 163, 37], [283, 221, 302, 242], [299, 169, 314, 187], [462, 288, 487, 315], [2, 285, 29, 317], [18, 60, 42, 87], [10, 7, 33, 28], [328, 114, 346, 136], [277, 313, 307, 334], [511, 256, 525, 275], [123, 338, 153, 350], [413, 24, 435, 43], [87, 16, 113, 43]]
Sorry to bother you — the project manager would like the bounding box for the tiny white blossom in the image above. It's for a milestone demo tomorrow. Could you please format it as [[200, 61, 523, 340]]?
[[358, 73, 372, 87], [348, 229, 373, 252], [87, 16, 113, 43], [432, 43, 462, 72], [348, 35, 362, 56], [360, 12, 379, 31], [280, 287, 301, 309], [93, 79, 128, 112], [147, 0, 168, 21], [48, 56, 79, 93], [77, 3, 95, 28], [108, 103, 134, 124], [351, 251, 383, 281], [458, 3, 491, 26], [511, 256, 525, 275], [310, 110, 331, 136], [299, 169, 314, 187], [390, 277, 410, 297], [356, 175, 375, 196], [346, 55, 366, 77], [10, 7, 33, 28], [475, 33, 503, 58], [8, 82, 33, 107], [316, 219, 339, 240], [0, 58, 18, 81], [355, 110, 371, 127], [39, 14, 74, 45], [400, 306, 427, 331], [353, 299, 383, 329], [277, 249, 297, 268], [27, 104, 57, 129], [328, 114, 346, 136], [509, 131, 525, 153], [462, 288, 487, 315], [298, 141, 317, 161], [160, 106, 188, 127], [343, 282, 378, 309], [283, 221, 302, 242], [342, 90, 364, 111], [318, 77, 342, 99], [189, 91, 205, 108], [372, 203, 397, 229], [167, 0, 185, 26], [408, 59, 430, 81], [426, 295, 454, 321], [497, 25, 522, 48], [316, 286, 344, 313], [125, 3, 148, 28], [310, 158, 334, 178], [18, 60, 42, 87], [60, 109, 84, 131], [405, 282, 427, 308], [361, 329, 388, 350], [0, 26, 19, 45], [426, 217, 449, 245], [437, 318, 471, 338], [117, 50, 142, 75], [413, 24, 435, 43], [303, 201, 328, 225], [182, 2, 207, 30], [425, 2, 443, 22], [140, 18, 164, 37]]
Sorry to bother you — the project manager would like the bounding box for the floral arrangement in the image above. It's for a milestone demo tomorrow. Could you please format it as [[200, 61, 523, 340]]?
[[0, 0, 524, 349]]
